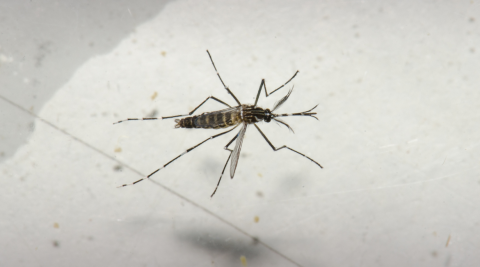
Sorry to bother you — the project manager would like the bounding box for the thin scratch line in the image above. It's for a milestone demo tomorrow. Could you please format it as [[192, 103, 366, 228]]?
[[0, 94, 302, 267], [379, 144, 396, 149], [242, 171, 471, 208], [303, 173, 466, 200], [8, 216, 41, 265]]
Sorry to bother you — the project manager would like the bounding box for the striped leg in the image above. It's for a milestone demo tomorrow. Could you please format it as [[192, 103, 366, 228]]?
[[253, 70, 299, 107], [206, 50, 242, 106], [162, 96, 231, 120], [210, 134, 238, 197], [118, 124, 240, 188], [113, 96, 231, 124], [253, 124, 323, 168]]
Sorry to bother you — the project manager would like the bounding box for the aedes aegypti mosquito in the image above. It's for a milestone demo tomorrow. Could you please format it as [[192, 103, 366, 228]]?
[[114, 50, 323, 197]]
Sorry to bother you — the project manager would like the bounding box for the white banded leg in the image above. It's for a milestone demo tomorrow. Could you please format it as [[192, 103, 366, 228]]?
[[253, 70, 299, 107], [118, 124, 240, 188], [113, 117, 159, 124], [161, 96, 231, 119], [113, 96, 231, 124], [206, 50, 242, 106], [253, 124, 323, 168]]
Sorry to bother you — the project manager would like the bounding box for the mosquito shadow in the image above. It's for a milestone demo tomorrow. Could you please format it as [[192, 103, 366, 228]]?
[[175, 229, 262, 263]]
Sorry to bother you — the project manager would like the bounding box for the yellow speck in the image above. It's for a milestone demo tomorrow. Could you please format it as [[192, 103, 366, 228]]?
[[151, 91, 158, 100], [161, 51, 166, 57], [254, 216, 259, 223], [114, 147, 122, 153], [53, 222, 59, 229], [257, 173, 263, 178], [446, 235, 451, 247], [240, 255, 247, 266]]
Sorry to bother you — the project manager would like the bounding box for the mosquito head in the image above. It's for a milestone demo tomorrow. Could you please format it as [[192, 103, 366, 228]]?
[[264, 109, 273, 122]]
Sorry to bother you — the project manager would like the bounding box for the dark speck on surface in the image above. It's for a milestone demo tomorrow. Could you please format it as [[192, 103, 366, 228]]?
[[113, 165, 123, 172]]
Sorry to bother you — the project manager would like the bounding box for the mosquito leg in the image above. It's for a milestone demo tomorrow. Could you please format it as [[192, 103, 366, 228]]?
[[253, 70, 299, 107], [253, 124, 323, 168], [210, 134, 238, 197], [206, 50, 242, 106], [113, 96, 231, 124], [113, 117, 159, 124], [253, 79, 265, 107], [118, 124, 240, 188], [162, 96, 231, 120]]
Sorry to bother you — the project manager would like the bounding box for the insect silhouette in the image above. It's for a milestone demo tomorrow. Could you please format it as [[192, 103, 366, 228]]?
[[114, 50, 323, 197]]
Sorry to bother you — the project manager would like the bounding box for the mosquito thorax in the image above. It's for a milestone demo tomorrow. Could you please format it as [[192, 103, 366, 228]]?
[[264, 109, 272, 122]]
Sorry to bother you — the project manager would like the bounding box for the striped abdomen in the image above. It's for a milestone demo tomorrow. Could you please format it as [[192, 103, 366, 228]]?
[[175, 107, 242, 129]]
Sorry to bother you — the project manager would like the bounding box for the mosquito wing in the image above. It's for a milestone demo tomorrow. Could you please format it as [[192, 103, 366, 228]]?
[[230, 123, 247, 178], [272, 87, 293, 112]]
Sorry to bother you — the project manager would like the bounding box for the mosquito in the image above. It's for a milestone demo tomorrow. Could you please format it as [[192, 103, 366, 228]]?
[[114, 50, 323, 197]]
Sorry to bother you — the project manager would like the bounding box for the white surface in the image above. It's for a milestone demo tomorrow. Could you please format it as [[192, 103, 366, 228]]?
[[1, 1, 480, 266], [0, 0, 170, 162]]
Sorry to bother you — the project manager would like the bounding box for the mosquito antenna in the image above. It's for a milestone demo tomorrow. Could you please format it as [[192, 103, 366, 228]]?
[[273, 118, 295, 133]]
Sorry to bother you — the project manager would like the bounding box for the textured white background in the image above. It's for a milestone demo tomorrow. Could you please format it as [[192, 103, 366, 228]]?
[[1, 1, 479, 266]]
